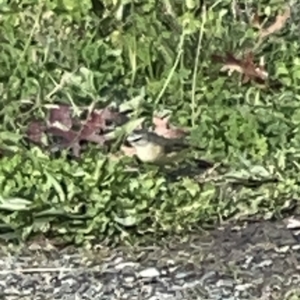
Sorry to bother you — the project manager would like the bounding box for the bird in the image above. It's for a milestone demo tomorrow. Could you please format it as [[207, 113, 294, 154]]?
[[126, 129, 207, 165]]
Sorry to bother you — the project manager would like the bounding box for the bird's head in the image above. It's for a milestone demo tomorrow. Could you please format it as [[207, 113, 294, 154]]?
[[127, 130, 150, 147]]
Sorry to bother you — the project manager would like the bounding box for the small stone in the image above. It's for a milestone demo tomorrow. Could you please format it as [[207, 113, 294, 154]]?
[[257, 259, 273, 268], [216, 279, 234, 288], [200, 270, 218, 283], [123, 275, 135, 283], [235, 283, 253, 291], [174, 271, 193, 280], [139, 267, 160, 278], [115, 261, 137, 270]]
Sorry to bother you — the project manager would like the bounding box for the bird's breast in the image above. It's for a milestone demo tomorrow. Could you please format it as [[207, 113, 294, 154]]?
[[135, 143, 165, 163]]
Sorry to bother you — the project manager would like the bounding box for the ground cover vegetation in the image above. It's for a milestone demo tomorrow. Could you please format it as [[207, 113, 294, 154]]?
[[0, 0, 299, 246]]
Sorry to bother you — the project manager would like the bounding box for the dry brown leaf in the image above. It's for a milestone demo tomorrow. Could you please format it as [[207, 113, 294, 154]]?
[[259, 6, 290, 39], [23, 103, 134, 158], [212, 52, 268, 84], [120, 145, 136, 157], [250, 12, 263, 29], [152, 115, 189, 139]]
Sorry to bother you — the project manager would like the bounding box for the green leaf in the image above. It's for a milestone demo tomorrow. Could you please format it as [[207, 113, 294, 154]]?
[[113, 214, 137, 227], [0, 197, 32, 211], [43, 170, 66, 202], [104, 117, 146, 140]]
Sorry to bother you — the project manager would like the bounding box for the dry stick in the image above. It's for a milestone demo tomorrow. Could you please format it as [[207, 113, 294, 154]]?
[[154, 33, 185, 106], [191, 0, 223, 127], [191, 7, 206, 128]]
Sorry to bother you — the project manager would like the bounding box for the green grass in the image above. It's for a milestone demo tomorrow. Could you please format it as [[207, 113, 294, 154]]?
[[0, 0, 299, 246]]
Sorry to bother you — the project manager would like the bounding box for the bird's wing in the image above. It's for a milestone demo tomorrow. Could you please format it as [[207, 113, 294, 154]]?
[[164, 138, 190, 154]]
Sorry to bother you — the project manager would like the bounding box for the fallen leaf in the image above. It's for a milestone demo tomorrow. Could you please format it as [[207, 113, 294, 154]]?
[[48, 104, 74, 130], [212, 51, 268, 84], [259, 6, 290, 39], [250, 12, 263, 29], [25, 103, 134, 158], [26, 120, 47, 145], [152, 114, 189, 139], [120, 145, 136, 157]]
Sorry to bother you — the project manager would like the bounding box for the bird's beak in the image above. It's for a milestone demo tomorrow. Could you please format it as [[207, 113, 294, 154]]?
[[127, 132, 143, 144]]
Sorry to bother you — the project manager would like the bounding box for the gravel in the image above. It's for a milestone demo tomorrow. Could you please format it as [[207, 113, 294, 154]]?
[[0, 218, 299, 300]]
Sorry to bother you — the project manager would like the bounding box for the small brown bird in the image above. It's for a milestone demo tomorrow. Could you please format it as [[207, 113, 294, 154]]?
[[126, 129, 206, 165]]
